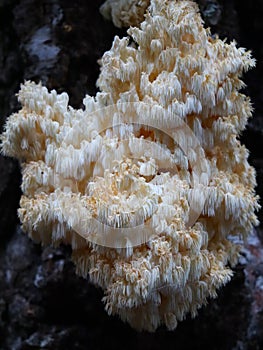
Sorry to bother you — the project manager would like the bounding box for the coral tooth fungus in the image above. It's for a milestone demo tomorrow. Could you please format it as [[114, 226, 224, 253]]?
[[0, 0, 259, 331]]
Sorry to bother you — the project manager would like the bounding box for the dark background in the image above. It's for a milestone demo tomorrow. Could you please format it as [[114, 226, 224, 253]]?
[[0, 0, 262, 349]]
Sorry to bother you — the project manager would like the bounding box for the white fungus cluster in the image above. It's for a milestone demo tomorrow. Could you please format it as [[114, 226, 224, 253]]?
[[100, 0, 150, 27], [0, 0, 259, 331]]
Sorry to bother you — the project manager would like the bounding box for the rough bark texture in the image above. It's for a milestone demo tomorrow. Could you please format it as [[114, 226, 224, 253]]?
[[0, 0, 262, 349]]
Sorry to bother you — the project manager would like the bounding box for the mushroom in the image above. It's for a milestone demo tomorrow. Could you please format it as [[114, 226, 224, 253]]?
[[0, 0, 259, 331]]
